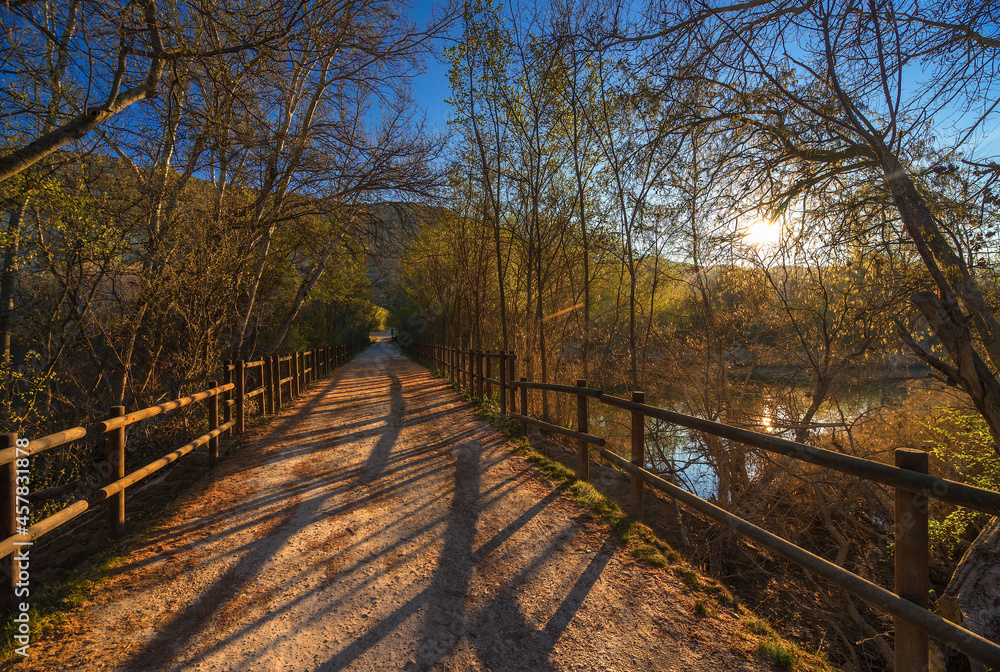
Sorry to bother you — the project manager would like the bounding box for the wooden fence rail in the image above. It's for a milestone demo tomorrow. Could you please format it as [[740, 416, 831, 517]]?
[[403, 340, 1000, 671], [0, 340, 367, 616]]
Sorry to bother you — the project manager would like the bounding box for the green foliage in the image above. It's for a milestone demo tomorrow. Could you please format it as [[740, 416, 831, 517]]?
[[444, 0, 513, 129], [0, 351, 56, 434], [924, 407, 1000, 557], [757, 638, 797, 669], [741, 614, 834, 671]]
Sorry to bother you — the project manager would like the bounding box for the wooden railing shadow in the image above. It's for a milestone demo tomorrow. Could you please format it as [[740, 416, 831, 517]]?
[[404, 339, 1000, 671], [0, 341, 368, 617]]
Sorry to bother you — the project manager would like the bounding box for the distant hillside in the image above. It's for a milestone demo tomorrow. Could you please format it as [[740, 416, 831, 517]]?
[[359, 201, 449, 303]]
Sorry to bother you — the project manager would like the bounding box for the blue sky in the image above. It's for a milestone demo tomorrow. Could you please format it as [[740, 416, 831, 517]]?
[[408, 0, 459, 134]]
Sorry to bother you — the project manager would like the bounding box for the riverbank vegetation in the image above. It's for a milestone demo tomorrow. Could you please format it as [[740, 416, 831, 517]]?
[[387, 1, 1000, 668]]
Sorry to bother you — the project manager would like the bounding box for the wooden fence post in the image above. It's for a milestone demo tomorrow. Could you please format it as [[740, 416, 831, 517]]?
[[223, 364, 233, 439], [475, 351, 483, 397], [295, 352, 302, 398], [208, 381, 219, 469], [265, 357, 275, 415], [235, 360, 246, 434], [508, 353, 517, 414], [520, 377, 528, 436], [577, 380, 590, 483], [266, 356, 274, 413], [273, 356, 282, 410], [464, 349, 470, 390], [498, 352, 507, 418], [262, 357, 271, 415], [107, 406, 126, 538], [485, 354, 492, 400], [630, 391, 645, 521], [0, 433, 16, 617], [263, 355, 278, 406], [894, 448, 929, 672], [269, 356, 278, 410]]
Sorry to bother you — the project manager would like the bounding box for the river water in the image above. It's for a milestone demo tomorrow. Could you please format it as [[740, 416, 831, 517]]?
[[590, 376, 920, 498]]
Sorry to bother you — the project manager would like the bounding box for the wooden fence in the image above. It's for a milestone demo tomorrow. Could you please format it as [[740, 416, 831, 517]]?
[[404, 340, 1000, 671], [0, 340, 366, 616]]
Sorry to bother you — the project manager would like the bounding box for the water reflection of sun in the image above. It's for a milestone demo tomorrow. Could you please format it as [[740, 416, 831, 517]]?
[[742, 218, 782, 249]]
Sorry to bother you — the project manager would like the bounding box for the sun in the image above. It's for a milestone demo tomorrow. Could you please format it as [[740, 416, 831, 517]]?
[[741, 217, 782, 249]]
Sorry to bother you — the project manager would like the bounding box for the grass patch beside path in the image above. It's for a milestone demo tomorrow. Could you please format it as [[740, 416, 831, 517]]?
[[509, 434, 835, 672]]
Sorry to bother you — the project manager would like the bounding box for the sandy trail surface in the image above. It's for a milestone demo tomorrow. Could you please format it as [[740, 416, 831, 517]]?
[[20, 342, 773, 671]]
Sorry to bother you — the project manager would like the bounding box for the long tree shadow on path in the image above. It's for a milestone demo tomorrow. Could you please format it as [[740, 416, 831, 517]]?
[[114, 369, 409, 669]]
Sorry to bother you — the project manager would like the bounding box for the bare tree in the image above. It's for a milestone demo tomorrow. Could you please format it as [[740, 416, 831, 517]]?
[[632, 0, 1000, 658]]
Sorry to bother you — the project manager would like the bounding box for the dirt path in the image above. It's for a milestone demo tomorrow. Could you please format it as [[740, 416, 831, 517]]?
[[19, 342, 774, 671]]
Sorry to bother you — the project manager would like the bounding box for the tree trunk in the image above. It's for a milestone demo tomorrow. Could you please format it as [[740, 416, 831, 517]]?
[[874, 149, 1000, 666], [937, 516, 1000, 670], [0, 201, 26, 365]]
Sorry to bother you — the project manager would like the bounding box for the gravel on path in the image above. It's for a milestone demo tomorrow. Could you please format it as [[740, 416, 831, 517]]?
[[18, 342, 775, 672]]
